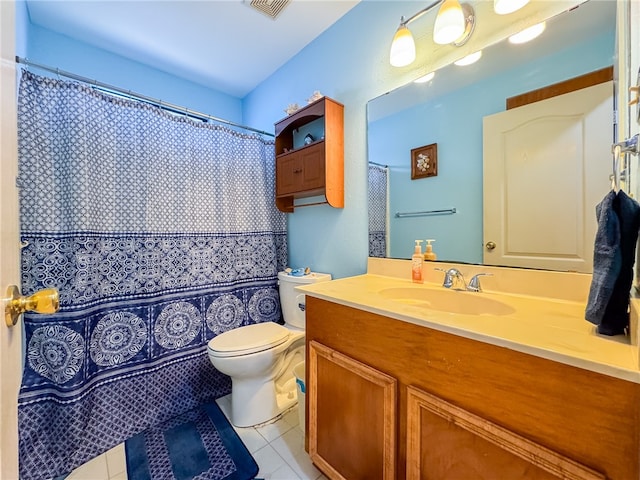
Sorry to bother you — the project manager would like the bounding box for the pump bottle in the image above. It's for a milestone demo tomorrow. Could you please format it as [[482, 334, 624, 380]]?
[[424, 239, 437, 261], [411, 240, 424, 283]]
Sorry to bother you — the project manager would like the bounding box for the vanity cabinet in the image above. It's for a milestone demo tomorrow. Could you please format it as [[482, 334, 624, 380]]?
[[308, 341, 397, 480], [274, 97, 344, 212], [305, 297, 640, 480]]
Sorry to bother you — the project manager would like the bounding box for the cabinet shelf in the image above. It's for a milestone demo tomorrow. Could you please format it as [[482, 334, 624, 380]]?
[[277, 138, 325, 158], [274, 97, 344, 213]]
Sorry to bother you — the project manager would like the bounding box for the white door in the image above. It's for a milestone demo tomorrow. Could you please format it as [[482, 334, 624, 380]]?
[[483, 81, 613, 273], [0, 1, 22, 478]]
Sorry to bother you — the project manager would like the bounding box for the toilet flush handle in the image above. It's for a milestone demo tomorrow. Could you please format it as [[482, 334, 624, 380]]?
[[296, 294, 306, 312]]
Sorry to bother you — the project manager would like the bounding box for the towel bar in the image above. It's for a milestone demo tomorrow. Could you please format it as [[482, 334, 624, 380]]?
[[395, 208, 456, 218], [612, 134, 639, 155]]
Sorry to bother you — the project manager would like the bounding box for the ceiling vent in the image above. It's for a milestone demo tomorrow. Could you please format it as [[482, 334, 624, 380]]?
[[248, 0, 290, 20]]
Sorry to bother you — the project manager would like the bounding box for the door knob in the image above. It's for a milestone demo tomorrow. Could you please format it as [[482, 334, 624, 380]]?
[[485, 241, 496, 250], [5, 285, 59, 327]]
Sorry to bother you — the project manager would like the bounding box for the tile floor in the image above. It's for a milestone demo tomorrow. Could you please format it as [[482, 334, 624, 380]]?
[[65, 394, 327, 480]]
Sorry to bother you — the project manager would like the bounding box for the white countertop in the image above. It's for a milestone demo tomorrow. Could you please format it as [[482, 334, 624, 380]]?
[[297, 273, 640, 383]]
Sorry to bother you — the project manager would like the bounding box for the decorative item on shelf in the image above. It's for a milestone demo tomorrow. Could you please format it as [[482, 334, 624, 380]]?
[[304, 133, 315, 145], [285, 103, 299, 115], [307, 91, 323, 104], [411, 143, 438, 180]]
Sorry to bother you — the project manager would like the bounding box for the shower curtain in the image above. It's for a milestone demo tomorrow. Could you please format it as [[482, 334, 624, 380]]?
[[368, 164, 388, 257], [16, 71, 287, 480]]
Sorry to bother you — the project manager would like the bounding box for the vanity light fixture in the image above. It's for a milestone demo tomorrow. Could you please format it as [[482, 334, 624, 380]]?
[[389, 0, 476, 67], [508, 22, 546, 44], [454, 50, 482, 66], [390, 21, 417, 67], [433, 0, 475, 45], [494, 0, 529, 15], [414, 71, 436, 83]]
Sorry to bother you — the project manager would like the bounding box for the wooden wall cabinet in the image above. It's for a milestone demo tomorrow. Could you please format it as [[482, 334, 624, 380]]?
[[305, 297, 640, 480], [274, 97, 344, 212]]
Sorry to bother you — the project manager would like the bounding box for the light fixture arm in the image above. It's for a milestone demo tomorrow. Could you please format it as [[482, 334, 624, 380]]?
[[402, 0, 444, 27]]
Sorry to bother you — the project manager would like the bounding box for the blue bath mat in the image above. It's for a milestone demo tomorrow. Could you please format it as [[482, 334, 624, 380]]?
[[125, 402, 259, 480]]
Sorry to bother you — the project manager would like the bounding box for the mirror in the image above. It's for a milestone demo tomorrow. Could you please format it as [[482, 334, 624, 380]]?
[[367, 0, 616, 270]]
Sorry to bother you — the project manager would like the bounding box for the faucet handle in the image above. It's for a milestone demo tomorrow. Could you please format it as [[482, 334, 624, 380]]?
[[435, 268, 466, 289], [467, 273, 492, 292], [434, 267, 453, 288]]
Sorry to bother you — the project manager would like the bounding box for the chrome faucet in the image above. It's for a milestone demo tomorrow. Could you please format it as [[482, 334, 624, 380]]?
[[435, 268, 492, 292], [435, 268, 467, 290], [467, 273, 492, 292]]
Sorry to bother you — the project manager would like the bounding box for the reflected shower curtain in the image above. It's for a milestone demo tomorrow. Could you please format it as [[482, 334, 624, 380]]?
[[16, 71, 287, 480], [368, 164, 388, 257]]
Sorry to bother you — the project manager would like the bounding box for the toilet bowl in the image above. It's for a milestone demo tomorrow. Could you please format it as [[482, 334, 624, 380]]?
[[207, 271, 331, 427]]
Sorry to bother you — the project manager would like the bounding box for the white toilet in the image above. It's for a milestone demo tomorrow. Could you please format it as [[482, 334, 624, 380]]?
[[207, 271, 331, 427]]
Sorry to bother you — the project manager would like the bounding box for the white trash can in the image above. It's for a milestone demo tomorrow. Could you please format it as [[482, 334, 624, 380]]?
[[293, 361, 305, 432]]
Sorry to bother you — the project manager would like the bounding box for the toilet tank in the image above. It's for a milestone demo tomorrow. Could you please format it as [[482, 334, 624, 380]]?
[[278, 271, 332, 329]]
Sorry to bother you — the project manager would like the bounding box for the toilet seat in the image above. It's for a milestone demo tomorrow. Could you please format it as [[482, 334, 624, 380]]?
[[208, 322, 290, 358]]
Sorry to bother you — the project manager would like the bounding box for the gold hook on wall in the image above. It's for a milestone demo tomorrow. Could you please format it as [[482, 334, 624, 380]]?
[[4, 285, 60, 327]]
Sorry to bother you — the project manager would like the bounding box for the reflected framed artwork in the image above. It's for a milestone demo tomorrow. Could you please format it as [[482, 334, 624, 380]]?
[[411, 143, 438, 180]]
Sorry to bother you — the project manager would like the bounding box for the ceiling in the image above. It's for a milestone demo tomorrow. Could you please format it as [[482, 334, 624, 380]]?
[[25, 0, 361, 98]]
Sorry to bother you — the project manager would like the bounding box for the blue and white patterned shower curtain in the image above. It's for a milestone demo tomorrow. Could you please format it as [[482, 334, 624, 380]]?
[[368, 164, 388, 257], [16, 71, 287, 480]]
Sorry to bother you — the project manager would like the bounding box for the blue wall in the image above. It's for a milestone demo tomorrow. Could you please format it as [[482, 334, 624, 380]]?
[[369, 31, 614, 262], [244, 1, 416, 278]]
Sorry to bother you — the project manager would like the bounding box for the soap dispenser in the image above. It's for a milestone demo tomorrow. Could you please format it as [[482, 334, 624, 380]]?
[[424, 239, 437, 261], [411, 240, 424, 283]]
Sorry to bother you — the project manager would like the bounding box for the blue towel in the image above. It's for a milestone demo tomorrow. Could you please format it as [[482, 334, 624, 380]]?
[[585, 190, 640, 335]]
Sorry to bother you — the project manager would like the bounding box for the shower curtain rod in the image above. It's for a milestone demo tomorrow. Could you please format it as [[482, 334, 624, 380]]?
[[369, 161, 388, 168], [15, 56, 275, 138]]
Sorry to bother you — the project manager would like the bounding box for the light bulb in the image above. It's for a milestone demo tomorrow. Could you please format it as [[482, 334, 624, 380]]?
[[433, 0, 465, 45], [494, 0, 529, 15], [390, 24, 416, 67], [508, 22, 546, 44]]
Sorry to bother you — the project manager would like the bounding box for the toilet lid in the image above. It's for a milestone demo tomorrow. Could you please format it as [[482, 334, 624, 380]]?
[[208, 322, 289, 356]]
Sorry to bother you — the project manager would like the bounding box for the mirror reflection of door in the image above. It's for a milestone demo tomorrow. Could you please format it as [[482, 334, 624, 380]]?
[[483, 80, 613, 273]]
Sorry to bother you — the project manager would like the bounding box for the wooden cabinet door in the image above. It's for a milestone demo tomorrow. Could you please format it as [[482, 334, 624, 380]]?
[[309, 341, 397, 480], [299, 142, 325, 192], [276, 142, 326, 197], [276, 154, 300, 196], [406, 386, 604, 480]]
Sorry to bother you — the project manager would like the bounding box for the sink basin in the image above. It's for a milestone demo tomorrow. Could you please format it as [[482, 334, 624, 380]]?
[[379, 287, 516, 316]]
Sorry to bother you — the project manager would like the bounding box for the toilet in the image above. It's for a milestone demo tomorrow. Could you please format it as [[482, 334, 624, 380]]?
[[207, 271, 331, 427]]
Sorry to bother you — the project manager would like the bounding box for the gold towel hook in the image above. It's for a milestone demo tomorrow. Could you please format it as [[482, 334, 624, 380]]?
[[4, 285, 60, 327]]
